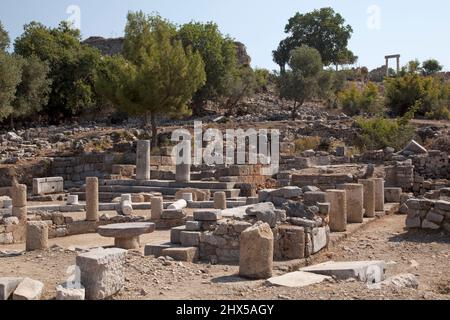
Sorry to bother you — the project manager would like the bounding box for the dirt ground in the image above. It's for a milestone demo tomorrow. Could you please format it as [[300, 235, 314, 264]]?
[[1, 214, 449, 300]]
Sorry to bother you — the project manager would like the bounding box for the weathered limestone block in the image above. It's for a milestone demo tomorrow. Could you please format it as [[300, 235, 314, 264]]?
[[161, 247, 198, 262], [175, 188, 210, 201], [85, 177, 99, 222], [170, 226, 185, 244], [12, 278, 44, 300], [303, 191, 327, 206], [56, 283, 85, 300], [67, 195, 79, 205], [214, 192, 227, 210], [325, 190, 347, 232], [246, 202, 279, 228], [276, 225, 305, 260], [385, 187, 402, 203], [239, 222, 273, 279], [32, 177, 64, 195], [76, 248, 127, 300], [180, 231, 201, 247], [359, 179, 376, 218], [337, 184, 364, 223], [26, 221, 48, 251], [193, 210, 222, 221], [0, 277, 23, 300]]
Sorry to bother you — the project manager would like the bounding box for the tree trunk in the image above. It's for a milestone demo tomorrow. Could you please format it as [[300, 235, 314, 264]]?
[[150, 113, 158, 148], [192, 98, 206, 117], [291, 101, 298, 120], [10, 115, 14, 130]]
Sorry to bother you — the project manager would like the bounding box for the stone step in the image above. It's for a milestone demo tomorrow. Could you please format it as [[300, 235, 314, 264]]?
[[144, 243, 199, 262], [74, 188, 241, 201], [102, 179, 236, 190]]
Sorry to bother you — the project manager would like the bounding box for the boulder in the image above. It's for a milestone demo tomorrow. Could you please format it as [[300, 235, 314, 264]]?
[[13, 278, 44, 300], [246, 202, 278, 227], [0, 277, 23, 300]]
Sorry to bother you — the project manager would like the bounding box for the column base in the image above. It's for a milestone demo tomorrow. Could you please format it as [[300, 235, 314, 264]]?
[[114, 236, 140, 250]]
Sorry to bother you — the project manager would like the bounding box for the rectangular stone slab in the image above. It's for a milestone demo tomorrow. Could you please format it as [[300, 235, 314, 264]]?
[[32, 177, 64, 195], [267, 271, 331, 288], [301, 260, 386, 283]]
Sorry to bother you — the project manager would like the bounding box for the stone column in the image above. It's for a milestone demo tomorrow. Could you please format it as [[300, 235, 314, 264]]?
[[325, 190, 347, 232], [136, 140, 151, 181], [86, 177, 99, 222], [214, 192, 227, 210], [11, 184, 27, 243], [372, 178, 385, 212], [385, 58, 389, 76], [175, 142, 191, 183], [337, 184, 364, 223], [151, 196, 163, 220], [26, 221, 48, 251], [358, 179, 376, 218]]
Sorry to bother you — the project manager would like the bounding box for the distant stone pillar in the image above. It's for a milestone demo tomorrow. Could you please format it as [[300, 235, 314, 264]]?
[[26, 221, 48, 251], [358, 179, 376, 218], [11, 184, 27, 243], [214, 192, 227, 210], [136, 140, 151, 181], [86, 177, 99, 222], [396, 57, 400, 74], [385, 58, 389, 76], [326, 190, 347, 232], [151, 196, 163, 220], [175, 142, 191, 183], [337, 184, 364, 223], [372, 178, 385, 212]]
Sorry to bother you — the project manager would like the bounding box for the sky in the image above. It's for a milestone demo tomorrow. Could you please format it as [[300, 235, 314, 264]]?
[[1, 0, 449, 71]]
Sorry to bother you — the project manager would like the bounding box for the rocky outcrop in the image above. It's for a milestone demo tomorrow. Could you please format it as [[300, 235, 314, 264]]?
[[82, 37, 124, 55], [83, 37, 252, 67]]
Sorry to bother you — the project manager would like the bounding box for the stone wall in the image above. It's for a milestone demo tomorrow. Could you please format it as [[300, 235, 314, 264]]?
[[49, 153, 118, 187], [411, 151, 450, 180], [405, 198, 450, 233]]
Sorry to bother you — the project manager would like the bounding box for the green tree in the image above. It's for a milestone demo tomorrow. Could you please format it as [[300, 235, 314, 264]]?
[[14, 21, 101, 121], [278, 46, 325, 120], [422, 59, 443, 76], [222, 66, 258, 115], [273, 8, 354, 72], [385, 73, 450, 119], [339, 82, 383, 116], [0, 21, 10, 52], [0, 52, 22, 121], [177, 22, 237, 114], [11, 55, 52, 126], [96, 12, 206, 147]]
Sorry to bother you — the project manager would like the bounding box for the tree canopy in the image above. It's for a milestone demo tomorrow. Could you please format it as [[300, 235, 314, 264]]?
[[278, 46, 327, 119], [177, 22, 237, 112], [273, 7, 355, 72], [14, 21, 101, 120], [0, 21, 10, 52], [95, 12, 206, 146]]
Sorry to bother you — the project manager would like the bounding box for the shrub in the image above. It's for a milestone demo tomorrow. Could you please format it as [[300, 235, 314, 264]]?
[[384, 73, 450, 119], [294, 136, 321, 153], [354, 117, 415, 151], [338, 82, 383, 116]]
